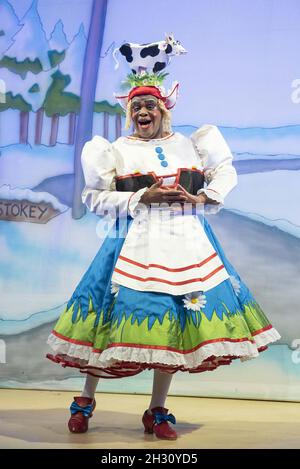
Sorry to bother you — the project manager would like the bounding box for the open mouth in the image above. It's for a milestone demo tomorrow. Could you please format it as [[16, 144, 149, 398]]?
[[138, 119, 152, 129]]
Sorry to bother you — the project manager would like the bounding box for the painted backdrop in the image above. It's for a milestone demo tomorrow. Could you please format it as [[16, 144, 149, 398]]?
[[0, 0, 300, 401]]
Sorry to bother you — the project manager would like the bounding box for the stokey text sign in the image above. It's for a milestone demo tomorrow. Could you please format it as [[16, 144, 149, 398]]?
[[0, 199, 61, 224]]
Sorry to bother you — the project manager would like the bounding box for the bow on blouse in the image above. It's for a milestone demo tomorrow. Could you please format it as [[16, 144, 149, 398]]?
[[70, 401, 93, 418], [153, 412, 176, 425]]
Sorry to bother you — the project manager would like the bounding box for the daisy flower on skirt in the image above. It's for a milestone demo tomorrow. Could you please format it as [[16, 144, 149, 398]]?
[[183, 291, 207, 311]]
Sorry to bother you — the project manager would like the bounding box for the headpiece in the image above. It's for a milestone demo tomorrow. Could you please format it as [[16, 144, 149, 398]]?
[[113, 35, 186, 113], [114, 72, 179, 110]]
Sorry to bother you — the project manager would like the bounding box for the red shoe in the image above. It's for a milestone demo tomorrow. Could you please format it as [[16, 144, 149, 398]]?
[[68, 396, 96, 433], [142, 406, 177, 440]]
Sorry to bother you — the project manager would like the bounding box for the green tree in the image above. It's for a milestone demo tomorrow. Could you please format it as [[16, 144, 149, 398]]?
[[94, 100, 124, 139], [43, 70, 80, 146], [0, 91, 32, 143]]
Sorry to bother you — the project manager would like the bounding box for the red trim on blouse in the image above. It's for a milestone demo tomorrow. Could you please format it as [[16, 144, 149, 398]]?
[[116, 167, 204, 183]]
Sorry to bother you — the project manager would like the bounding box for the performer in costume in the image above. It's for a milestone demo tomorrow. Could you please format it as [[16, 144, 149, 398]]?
[[46, 72, 280, 440]]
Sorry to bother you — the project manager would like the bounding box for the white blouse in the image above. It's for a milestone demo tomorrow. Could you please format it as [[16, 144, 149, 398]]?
[[81, 125, 237, 295]]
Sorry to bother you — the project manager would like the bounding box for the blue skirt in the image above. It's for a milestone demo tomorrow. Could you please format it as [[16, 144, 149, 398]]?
[[47, 215, 280, 378]]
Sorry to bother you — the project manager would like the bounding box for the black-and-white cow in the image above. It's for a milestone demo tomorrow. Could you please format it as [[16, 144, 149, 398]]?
[[113, 34, 186, 74]]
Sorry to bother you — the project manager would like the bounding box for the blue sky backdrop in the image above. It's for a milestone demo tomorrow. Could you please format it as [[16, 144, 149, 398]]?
[[8, 0, 300, 125]]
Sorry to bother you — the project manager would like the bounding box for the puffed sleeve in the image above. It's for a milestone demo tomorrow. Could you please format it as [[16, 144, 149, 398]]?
[[190, 124, 237, 206], [81, 135, 148, 218]]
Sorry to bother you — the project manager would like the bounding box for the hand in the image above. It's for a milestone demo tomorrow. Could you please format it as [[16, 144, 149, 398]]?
[[139, 178, 188, 206], [176, 184, 220, 205]]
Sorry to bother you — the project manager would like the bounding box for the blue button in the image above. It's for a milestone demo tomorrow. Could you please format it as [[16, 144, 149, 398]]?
[[161, 160, 168, 167], [158, 154, 165, 160], [155, 147, 163, 153]]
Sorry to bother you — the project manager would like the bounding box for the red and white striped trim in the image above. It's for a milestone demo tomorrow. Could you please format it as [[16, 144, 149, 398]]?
[[111, 251, 229, 294], [46, 325, 280, 378], [117, 252, 218, 272]]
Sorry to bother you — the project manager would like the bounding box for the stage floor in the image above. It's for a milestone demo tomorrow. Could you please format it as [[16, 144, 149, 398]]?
[[0, 389, 299, 449]]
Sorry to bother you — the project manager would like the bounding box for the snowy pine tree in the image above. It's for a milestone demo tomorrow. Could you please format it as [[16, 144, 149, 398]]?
[[48, 20, 69, 68], [0, 1, 60, 144], [0, 0, 21, 57], [3, 0, 51, 77], [49, 20, 69, 54], [43, 23, 85, 146], [59, 23, 87, 96]]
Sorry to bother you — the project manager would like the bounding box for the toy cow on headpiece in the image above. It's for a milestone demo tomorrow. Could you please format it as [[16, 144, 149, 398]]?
[[113, 33, 187, 74]]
